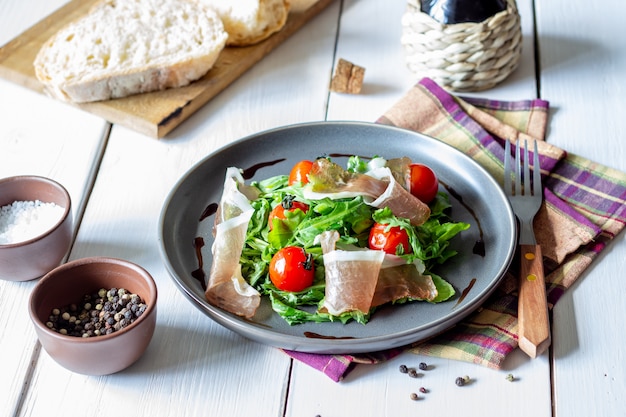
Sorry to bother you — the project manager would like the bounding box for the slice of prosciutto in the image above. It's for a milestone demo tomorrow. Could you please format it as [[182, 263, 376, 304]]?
[[318, 230, 385, 316], [371, 263, 438, 307], [304, 158, 430, 226], [205, 167, 260, 319], [318, 231, 438, 317]]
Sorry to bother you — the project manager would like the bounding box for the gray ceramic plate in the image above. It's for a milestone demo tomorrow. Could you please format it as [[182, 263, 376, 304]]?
[[159, 121, 516, 353]]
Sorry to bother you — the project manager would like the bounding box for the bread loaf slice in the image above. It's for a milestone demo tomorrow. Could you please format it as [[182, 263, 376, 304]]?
[[196, 0, 291, 46], [34, 0, 228, 103]]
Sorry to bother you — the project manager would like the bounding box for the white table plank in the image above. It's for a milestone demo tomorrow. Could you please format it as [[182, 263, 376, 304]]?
[[17, 2, 342, 416], [0, 77, 108, 417], [0, 0, 69, 46], [536, 0, 626, 415], [325, 0, 417, 122], [288, 350, 551, 416], [1, 0, 108, 410]]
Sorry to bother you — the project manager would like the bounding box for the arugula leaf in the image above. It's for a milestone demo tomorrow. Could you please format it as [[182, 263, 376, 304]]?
[[429, 273, 456, 303], [293, 197, 374, 247], [269, 293, 330, 325]]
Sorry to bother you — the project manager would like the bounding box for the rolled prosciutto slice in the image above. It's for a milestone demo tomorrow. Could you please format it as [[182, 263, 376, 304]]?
[[367, 167, 430, 227], [304, 158, 430, 226], [318, 230, 385, 316], [205, 167, 260, 319], [371, 263, 438, 308]]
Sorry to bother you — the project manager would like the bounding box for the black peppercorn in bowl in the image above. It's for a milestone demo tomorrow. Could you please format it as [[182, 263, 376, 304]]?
[[28, 257, 158, 375]]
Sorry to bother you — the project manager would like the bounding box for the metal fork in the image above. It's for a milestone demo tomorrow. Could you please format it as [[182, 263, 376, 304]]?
[[504, 139, 551, 358]]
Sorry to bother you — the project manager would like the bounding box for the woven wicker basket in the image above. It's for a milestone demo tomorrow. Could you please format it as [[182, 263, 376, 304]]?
[[401, 0, 522, 91]]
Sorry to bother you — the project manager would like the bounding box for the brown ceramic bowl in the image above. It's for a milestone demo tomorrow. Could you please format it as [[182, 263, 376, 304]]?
[[0, 175, 72, 281], [29, 257, 158, 375]]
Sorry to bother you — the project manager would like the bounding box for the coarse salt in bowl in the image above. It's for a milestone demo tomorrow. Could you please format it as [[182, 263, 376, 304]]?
[[0, 200, 65, 244], [0, 175, 72, 281]]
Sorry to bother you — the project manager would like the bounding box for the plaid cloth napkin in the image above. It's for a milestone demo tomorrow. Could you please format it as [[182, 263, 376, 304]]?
[[284, 77, 626, 381]]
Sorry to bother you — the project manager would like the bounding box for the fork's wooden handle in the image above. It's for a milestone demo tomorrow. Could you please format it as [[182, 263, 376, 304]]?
[[518, 244, 551, 358]]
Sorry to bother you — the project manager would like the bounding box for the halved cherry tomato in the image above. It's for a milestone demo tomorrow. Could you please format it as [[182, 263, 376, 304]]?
[[269, 246, 315, 292], [409, 163, 439, 204], [368, 222, 412, 255], [288, 160, 314, 185], [268, 196, 309, 230]]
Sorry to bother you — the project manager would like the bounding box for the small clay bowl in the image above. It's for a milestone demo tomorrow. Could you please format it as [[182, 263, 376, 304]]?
[[29, 257, 158, 375], [0, 175, 72, 281]]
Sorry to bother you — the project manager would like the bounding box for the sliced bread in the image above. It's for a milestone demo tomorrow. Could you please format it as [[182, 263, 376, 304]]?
[[197, 0, 291, 46], [34, 0, 228, 103]]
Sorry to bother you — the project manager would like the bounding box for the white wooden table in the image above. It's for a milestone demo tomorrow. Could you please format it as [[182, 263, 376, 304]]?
[[1, 1, 624, 416]]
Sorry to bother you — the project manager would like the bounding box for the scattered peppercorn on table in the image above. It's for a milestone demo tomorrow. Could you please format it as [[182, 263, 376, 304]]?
[[1, 0, 625, 416]]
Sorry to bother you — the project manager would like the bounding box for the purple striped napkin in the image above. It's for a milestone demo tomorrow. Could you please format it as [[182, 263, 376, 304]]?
[[284, 78, 626, 381]]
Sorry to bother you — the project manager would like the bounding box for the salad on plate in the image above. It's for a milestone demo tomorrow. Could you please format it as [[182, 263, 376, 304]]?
[[204, 155, 470, 325]]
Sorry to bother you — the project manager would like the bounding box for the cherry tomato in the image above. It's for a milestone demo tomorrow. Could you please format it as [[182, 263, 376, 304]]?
[[268, 196, 309, 230], [409, 163, 439, 204], [368, 222, 412, 255], [269, 246, 315, 292], [288, 160, 314, 185]]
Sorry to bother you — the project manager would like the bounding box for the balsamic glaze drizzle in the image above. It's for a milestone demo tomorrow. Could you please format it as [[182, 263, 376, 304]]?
[[439, 182, 483, 309], [191, 237, 207, 291], [327, 153, 370, 159], [454, 278, 477, 309], [241, 158, 285, 180], [440, 181, 485, 258], [303, 331, 356, 340], [199, 202, 218, 222]]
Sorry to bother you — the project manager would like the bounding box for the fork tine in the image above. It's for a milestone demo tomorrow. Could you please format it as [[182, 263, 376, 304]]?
[[504, 139, 512, 194], [523, 140, 531, 197], [515, 140, 522, 196], [532, 139, 541, 196]]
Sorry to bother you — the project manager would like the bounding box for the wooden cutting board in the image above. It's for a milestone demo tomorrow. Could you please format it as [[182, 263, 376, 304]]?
[[0, 0, 334, 138]]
